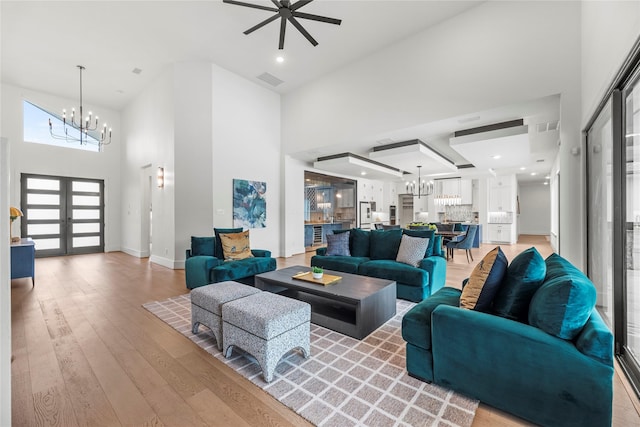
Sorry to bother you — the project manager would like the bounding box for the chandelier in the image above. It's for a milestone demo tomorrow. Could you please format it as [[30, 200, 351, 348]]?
[[434, 178, 462, 206], [48, 65, 112, 149], [405, 166, 434, 198]]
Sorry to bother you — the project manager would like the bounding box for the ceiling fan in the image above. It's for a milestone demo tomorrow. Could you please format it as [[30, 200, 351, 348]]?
[[223, 0, 342, 49]]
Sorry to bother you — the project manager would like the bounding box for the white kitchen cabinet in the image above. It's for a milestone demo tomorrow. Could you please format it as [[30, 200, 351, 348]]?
[[460, 179, 473, 205], [488, 224, 512, 243], [488, 176, 515, 212]]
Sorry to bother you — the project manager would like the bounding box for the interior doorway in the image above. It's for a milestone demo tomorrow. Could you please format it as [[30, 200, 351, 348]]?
[[140, 165, 153, 258]]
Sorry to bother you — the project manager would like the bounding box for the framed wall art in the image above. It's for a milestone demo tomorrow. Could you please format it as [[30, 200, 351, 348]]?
[[233, 179, 266, 228]]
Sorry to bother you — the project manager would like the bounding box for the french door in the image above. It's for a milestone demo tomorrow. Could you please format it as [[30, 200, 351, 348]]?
[[20, 174, 104, 257]]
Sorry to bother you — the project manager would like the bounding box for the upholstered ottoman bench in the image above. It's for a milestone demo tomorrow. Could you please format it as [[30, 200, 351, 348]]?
[[222, 292, 311, 382], [191, 281, 262, 350]]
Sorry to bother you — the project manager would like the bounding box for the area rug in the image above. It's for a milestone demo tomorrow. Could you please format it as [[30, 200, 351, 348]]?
[[143, 295, 478, 427]]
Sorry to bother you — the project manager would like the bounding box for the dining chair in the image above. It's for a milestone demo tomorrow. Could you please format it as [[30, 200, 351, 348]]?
[[445, 224, 478, 263]]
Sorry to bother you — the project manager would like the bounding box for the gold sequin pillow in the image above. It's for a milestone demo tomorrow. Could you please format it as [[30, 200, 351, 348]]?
[[460, 246, 508, 312], [219, 230, 254, 261]]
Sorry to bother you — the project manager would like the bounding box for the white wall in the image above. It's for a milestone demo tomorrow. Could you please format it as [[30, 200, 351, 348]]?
[[581, 1, 640, 125], [282, 0, 583, 265], [120, 68, 175, 263], [518, 183, 551, 235], [211, 64, 281, 255], [1, 83, 122, 251], [174, 62, 214, 266]]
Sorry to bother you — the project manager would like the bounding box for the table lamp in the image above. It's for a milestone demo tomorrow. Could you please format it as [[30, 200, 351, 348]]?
[[10, 206, 23, 243]]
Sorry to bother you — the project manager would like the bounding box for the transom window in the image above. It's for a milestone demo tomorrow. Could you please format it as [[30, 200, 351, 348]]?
[[23, 100, 100, 152]]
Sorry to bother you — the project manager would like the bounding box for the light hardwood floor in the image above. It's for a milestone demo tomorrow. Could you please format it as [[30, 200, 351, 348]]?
[[10, 236, 640, 426]]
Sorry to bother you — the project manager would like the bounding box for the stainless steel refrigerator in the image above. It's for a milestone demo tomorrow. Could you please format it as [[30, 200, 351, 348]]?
[[359, 201, 371, 229]]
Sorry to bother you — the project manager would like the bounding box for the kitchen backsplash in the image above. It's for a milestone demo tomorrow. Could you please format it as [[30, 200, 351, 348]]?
[[488, 211, 514, 224], [437, 205, 477, 222]]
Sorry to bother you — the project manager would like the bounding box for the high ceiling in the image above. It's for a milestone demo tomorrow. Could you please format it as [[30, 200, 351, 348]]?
[[1, 1, 559, 185]]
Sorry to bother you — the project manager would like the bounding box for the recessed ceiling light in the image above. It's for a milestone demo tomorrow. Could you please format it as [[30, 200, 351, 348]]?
[[520, 167, 526, 171], [545, 175, 550, 179], [276, 56, 284, 63], [531, 172, 537, 176], [361, 171, 367, 176], [492, 155, 501, 160], [543, 182, 549, 185]]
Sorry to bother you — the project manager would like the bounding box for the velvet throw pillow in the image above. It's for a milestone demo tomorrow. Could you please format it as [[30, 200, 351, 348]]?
[[369, 228, 403, 260], [492, 247, 546, 321], [528, 274, 597, 340], [396, 234, 430, 267], [460, 246, 508, 312], [350, 228, 371, 257], [214, 227, 243, 259], [326, 231, 351, 256], [219, 230, 254, 261], [191, 236, 214, 257]]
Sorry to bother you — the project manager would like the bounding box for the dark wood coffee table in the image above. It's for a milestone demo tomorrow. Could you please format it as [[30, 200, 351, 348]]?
[[255, 265, 396, 339]]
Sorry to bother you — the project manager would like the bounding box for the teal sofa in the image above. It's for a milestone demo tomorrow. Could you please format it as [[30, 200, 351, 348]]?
[[401, 250, 613, 427], [311, 228, 447, 302], [185, 228, 276, 289]]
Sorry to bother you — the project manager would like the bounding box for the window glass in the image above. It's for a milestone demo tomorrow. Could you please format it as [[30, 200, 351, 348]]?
[[23, 100, 100, 152]]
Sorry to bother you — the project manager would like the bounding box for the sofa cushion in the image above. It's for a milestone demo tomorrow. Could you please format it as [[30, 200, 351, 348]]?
[[191, 236, 214, 257], [350, 228, 371, 257], [460, 246, 508, 312], [359, 259, 427, 286], [212, 256, 276, 282], [402, 228, 436, 257], [574, 309, 613, 365], [369, 229, 403, 260], [396, 234, 430, 267], [214, 227, 243, 259], [311, 255, 369, 274], [220, 230, 254, 260], [528, 272, 597, 340], [326, 231, 351, 256], [401, 287, 462, 350], [492, 247, 546, 321]]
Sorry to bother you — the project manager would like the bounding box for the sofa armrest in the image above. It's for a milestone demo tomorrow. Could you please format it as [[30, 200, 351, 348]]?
[[185, 255, 224, 289], [418, 255, 447, 294], [431, 305, 613, 427], [251, 249, 271, 258], [186, 249, 193, 259], [316, 247, 327, 256]]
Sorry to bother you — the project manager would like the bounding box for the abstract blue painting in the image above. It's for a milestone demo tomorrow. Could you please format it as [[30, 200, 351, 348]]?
[[233, 179, 267, 228]]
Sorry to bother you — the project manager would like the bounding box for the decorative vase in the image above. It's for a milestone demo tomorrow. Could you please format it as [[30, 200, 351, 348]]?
[[312, 272, 323, 280]]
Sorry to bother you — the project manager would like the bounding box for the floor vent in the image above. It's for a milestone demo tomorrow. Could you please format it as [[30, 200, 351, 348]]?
[[257, 72, 284, 87]]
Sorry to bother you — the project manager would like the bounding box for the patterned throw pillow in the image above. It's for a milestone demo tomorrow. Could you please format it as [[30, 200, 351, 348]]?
[[326, 231, 351, 256], [219, 230, 254, 261], [396, 234, 430, 267], [460, 246, 508, 312]]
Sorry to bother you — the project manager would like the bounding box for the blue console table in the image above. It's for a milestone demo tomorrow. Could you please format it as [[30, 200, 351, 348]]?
[[11, 237, 35, 286]]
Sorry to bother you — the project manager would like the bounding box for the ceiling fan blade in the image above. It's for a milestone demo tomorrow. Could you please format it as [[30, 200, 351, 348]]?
[[271, 0, 283, 8], [288, 16, 318, 46], [290, 0, 313, 12], [223, 0, 278, 13], [279, 17, 287, 49], [292, 11, 341, 25], [244, 13, 280, 35]]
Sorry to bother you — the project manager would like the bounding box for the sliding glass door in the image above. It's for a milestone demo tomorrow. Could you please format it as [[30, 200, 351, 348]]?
[[624, 74, 640, 371]]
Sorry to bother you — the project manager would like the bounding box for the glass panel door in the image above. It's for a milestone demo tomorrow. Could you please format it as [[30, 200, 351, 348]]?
[[587, 100, 614, 328], [625, 76, 640, 364], [21, 174, 104, 256]]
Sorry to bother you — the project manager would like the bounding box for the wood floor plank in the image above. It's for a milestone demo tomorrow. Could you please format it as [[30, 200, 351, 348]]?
[[38, 299, 121, 426], [178, 350, 311, 427]]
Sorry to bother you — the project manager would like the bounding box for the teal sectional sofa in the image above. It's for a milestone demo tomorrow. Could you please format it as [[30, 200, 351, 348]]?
[[311, 228, 447, 302], [401, 249, 613, 427], [185, 228, 276, 289]]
